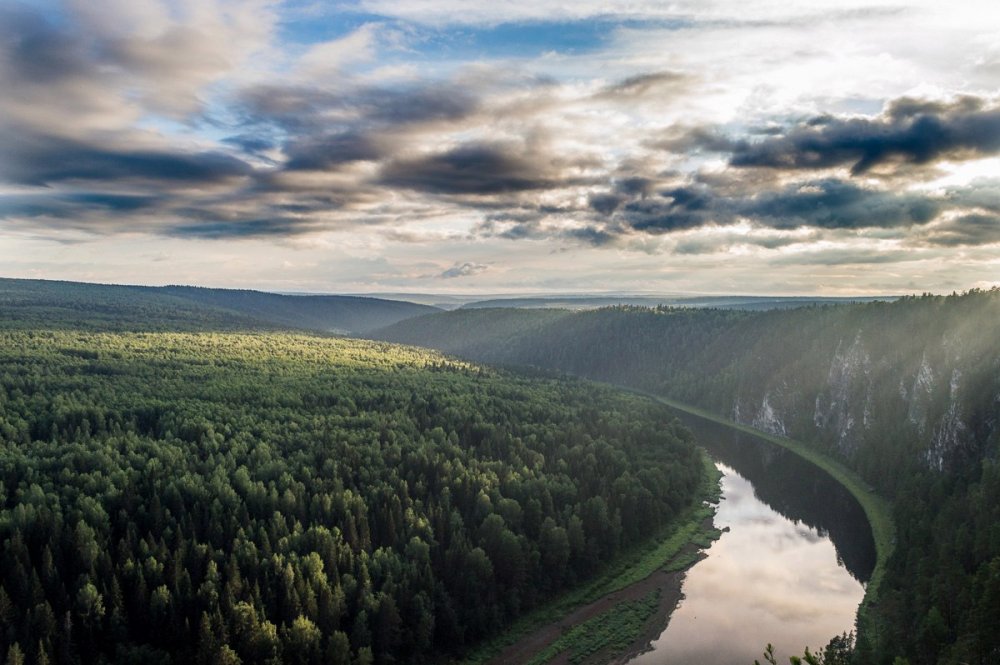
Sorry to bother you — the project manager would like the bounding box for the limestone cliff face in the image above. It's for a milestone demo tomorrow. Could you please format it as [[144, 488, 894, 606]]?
[[374, 290, 1000, 477], [813, 333, 872, 458], [733, 389, 790, 438], [904, 353, 936, 435], [924, 368, 969, 471], [731, 331, 981, 472]]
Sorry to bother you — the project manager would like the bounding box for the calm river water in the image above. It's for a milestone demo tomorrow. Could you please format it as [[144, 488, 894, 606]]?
[[626, 411, 876, 665]]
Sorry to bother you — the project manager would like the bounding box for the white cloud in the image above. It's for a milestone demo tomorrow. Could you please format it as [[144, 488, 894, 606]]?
[[296, 24, 382, 79]]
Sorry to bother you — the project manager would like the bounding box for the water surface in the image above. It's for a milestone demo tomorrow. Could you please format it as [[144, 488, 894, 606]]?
[[627, 411, 875, 665]]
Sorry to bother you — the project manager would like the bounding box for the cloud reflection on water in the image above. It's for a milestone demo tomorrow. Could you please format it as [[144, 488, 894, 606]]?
[[628, 463, 864, 665]]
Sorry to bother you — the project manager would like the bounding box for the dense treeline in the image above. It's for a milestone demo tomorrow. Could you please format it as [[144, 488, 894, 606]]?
[[376, 289, 1000, 664], [0, 278, 437, 333], [0, 331, 702, 664]]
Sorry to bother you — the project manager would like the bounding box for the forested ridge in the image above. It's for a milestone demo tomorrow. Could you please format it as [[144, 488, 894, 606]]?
[[375, 289, 1000, 665], [0, 330, 703, 665], [0, 278, 437, 333]]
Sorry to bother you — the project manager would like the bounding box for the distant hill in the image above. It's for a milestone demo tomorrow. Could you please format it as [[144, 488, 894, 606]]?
[[375, 296, 1000, 473], [459, 294, 895, 311], [0, 278, 438, 333], [159, 285, 439, 333], [373, 291, 1000, 663]]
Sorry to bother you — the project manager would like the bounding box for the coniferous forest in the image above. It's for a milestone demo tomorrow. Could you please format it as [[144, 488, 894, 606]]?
[[377, 289, 1000, 665], [0, 327, 702, 665], [4, 278, 1000, 665]]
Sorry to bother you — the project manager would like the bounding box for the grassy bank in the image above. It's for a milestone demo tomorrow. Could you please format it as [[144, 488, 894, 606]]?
[[647, 393, 895, 639], [462, 454, 723, 665], [525, 590, 662, 665]]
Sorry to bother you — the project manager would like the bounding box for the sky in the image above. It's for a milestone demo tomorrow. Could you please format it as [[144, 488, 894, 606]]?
[[1, 0, 999, 295]]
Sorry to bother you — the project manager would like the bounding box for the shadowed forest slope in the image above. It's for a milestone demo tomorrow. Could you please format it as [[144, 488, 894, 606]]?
[[374, 290, 1000, 664], [0, 278, 438, 333]]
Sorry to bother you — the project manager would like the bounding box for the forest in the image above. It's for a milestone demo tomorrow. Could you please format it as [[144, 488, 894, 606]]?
[[0, 278, 436, 334], [376, 289, 1000, 665], [0, 329, 704, 665]]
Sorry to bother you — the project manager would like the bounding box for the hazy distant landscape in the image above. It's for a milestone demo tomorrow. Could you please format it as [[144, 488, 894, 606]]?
[[0, 278, 998, 664], [3, 0, 999, 664]]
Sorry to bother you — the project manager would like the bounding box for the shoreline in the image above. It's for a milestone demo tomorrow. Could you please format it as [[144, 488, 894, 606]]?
[[485, 564, 693, 665], [478, 385, 894, 665], [463, 457, 723, 665], [644, 392, 895, 634]]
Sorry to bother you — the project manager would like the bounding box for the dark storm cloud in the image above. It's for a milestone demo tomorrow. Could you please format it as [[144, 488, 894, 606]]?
[[362, 85, 479, 124], [166, 218, 312, 239], [0, 193, 162, 219], [742, 179, 940, 229], [1, 0, 992, 257], [238, 82, 479, 133], [946, 180, 1000, 213], [231, 81, 485, 181], [614, 179, 942, 234], [620, 184, 716, 232], [223, 133, 279, 154], [588, 192, 624, 215], [0, 133, 253, 186], [727, 97, 1000, 174], [587, 178, 654, 214], [0, 4, 91, 85], [565, 225, 619, 246], [915, 214, 1000, 247], [616, 177, 656, 196], [380, 143, 569, 195], [284, 132, 383, 170]]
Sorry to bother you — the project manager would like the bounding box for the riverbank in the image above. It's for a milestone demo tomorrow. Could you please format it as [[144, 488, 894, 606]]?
[[646, 393, 895, 641], [461, 455, 723, 665]]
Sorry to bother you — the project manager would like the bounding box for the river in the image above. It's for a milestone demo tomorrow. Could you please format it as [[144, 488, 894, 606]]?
[[626, 410, 876, 665]]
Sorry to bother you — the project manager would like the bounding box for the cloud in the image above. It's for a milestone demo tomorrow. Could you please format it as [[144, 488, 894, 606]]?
[[237, 82, 480, 134], [769, 248, 928, 267], [0, 193, 163, 219], [912, 214, 1000, 247], [296, 24, 381, 77], [609, 178, 944, 236], [166, 218, 314, 239], [741, 179, 940, 229], [588, 192, 625, 215], [671, 228, 821, 255], [0, 4, 91, 86], [353, 0, 898, 28], [361, 85, 480, 125], [284, 132, 384, 170], [594, 71, 688, 100], [0, 133, 253, 186], [439, 261, 489, 278], [1, 0, 998, 305], [726, 96, 1000, 175], [380, 142, 575, 195]]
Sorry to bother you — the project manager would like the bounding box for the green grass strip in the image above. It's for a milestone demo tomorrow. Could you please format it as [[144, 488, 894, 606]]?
[[644, 392, 895, 639], [461, 455, 722, 665], [526, 590, 662, 665]]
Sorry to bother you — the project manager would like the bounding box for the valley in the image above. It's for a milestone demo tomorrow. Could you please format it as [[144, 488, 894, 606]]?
[[0, 278, 997, 664]]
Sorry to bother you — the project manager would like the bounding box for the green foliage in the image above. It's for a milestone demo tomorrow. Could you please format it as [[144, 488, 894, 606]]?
[[0, 330, 702, 664], [652, 394, 895, 645], [462, 455, 721, 664], [755, 634, 854, 665], [377, 289, 1000, 665], [0, 277, 436, 333], [526, 590, 661, 665]]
